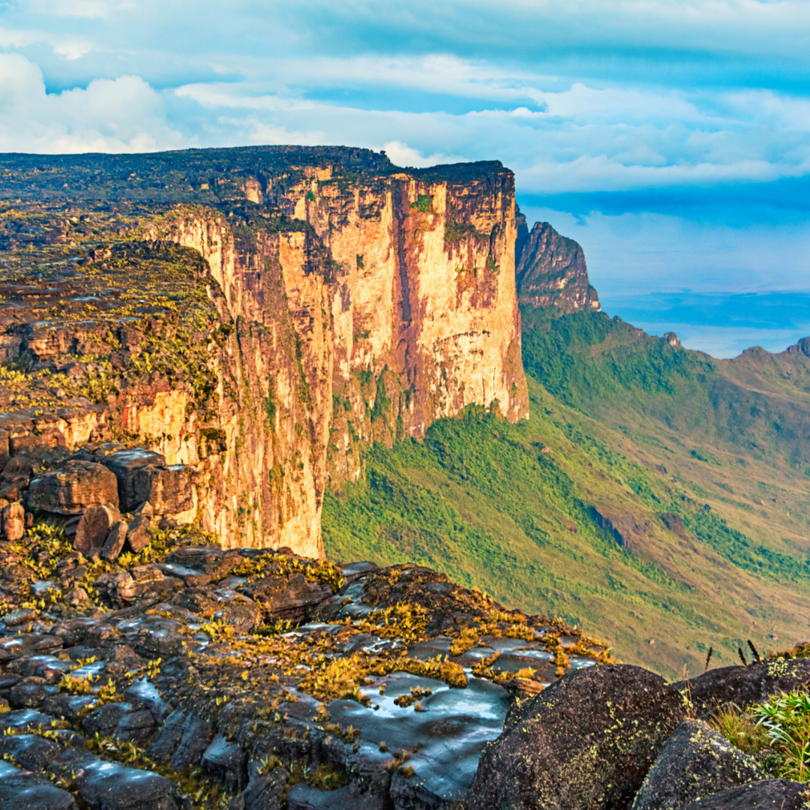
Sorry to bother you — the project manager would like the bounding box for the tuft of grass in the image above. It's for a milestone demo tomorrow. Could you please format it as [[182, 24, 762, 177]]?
[[752, 690, 810, 782], [712, 705, 770, 756], [714, 692, 810, 784]]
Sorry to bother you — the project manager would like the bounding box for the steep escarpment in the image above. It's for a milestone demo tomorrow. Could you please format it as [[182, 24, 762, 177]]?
[[0, 147, 528, 555], [515, 213, 600, 313]]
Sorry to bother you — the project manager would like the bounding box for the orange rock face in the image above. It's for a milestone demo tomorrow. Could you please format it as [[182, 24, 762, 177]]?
[[0, 147, 529, 557]]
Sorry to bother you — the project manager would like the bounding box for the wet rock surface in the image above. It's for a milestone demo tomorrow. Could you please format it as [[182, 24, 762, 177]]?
[[0, 519, 610, 810]]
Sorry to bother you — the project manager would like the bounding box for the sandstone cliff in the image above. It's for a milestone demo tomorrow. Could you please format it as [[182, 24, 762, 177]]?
[[515, 213, 600, 313], [0, 147, 529, 556]]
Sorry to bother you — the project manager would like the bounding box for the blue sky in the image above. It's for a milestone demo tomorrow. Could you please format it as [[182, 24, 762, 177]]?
[[2, 0, 810, 357]]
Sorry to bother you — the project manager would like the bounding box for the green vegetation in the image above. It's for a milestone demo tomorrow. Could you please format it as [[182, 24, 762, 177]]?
[[324, 308, 810, 678], [410, 194, 432, 213], [715, 689, 810, 782]]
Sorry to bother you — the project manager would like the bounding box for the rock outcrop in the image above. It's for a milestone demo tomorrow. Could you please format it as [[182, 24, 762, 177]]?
[[632, 719, 763, 810], [0, 511, 807, 810], [515, 214, 600, 313], [0, 147, 529, 556], [0, 518, 609, 810], [466, 664, 687, 810]]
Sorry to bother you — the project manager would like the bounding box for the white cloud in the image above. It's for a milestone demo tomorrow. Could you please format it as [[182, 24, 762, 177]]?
[[382, 140, 459, 168], [0, 25, 92, 60], [29, 0, 113, 18], [0, 53, 182, 152]]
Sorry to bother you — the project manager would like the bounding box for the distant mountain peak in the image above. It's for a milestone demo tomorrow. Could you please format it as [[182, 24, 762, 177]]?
[[515, 212, 600, 314]]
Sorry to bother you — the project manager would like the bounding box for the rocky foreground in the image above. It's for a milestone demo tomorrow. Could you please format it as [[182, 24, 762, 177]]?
[[0, 439, 614, 810], [0, 462, 809, 810]]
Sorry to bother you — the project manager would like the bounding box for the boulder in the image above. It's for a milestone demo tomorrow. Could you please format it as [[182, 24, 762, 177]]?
[[465, 664, 687, 810], [169, 712, 213, 772], [0, 732, 63, 771], [244, 571, 334, 623], [1, 501, 24, 541], [27, 460, 118, 515], [101, 451, 195, 516], [678, 660, 810, 718], [74, 504, 120, 555], [101, 520, 128, 562], [202, 735, 248, 792], [94, 571, 136, 607], [241, 767, 289, 810], [74, 758, 179, 810], [82, 703, 133, 737], [0, 760, 78, 810], [101, 449, 165, 511], [680, 779, 810, 809], [146, 465, 194, 516], [632, 719, 763, 810], [125, 513, 152, 553], [114, 709, 158, 746]]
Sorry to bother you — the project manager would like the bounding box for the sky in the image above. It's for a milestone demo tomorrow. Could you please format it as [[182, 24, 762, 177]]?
[[1, 1, 810, 357]]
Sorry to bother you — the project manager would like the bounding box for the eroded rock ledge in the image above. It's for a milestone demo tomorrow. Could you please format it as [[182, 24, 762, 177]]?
[[0, 514, 608, 810]]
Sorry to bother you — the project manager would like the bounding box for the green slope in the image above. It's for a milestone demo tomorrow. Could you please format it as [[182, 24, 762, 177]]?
[[323, 309, 810, 679]]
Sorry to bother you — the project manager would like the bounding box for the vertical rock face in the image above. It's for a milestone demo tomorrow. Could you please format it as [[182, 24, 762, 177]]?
[[0, 147, 529, 556], [515, 215, 600, 313]]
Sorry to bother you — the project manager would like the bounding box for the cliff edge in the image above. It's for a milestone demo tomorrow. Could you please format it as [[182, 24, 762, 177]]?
[[0, 147, 528, 556]]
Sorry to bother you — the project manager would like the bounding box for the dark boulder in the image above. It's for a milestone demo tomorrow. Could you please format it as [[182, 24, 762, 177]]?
[[0, 760, 78, 810], [102, 450, 193, 515], [241, 766, 290, 810], [101, 520, 128, 562], [244, 571, 333, 623], [680, 779, 810, 809], [101, 449, 165, 512], [169, 712, 213, 772], [75, 504, 120, 555], [82, 702, 134, 737], [27, 460, 119, 514], [0, 732, 63, 771], [465, 664, 687, 810], [74, 758, 179, 810], [125, 513, 151, 553], [202, 735, 248, 792], [678, 660, 810, 718], [632, 719, 763, 810]]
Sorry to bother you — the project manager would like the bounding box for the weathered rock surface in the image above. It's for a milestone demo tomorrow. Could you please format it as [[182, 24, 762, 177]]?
[[675, 659, 810, 718], [679, 779, 810, 809], [75, 503, 121, 555], [27, 460, 119, 515], [0, 760, 78, 810], [466, 664, 687, 810], [632, 718, 763, 810], [0, 518, 610, 810]]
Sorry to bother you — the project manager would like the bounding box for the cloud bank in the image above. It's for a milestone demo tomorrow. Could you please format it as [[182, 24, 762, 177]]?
[[1, 0, 809, 355]]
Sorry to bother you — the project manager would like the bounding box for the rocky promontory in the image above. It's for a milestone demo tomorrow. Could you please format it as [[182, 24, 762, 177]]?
[[0, 147, 529, 557], [515, 214, 600, 313]]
